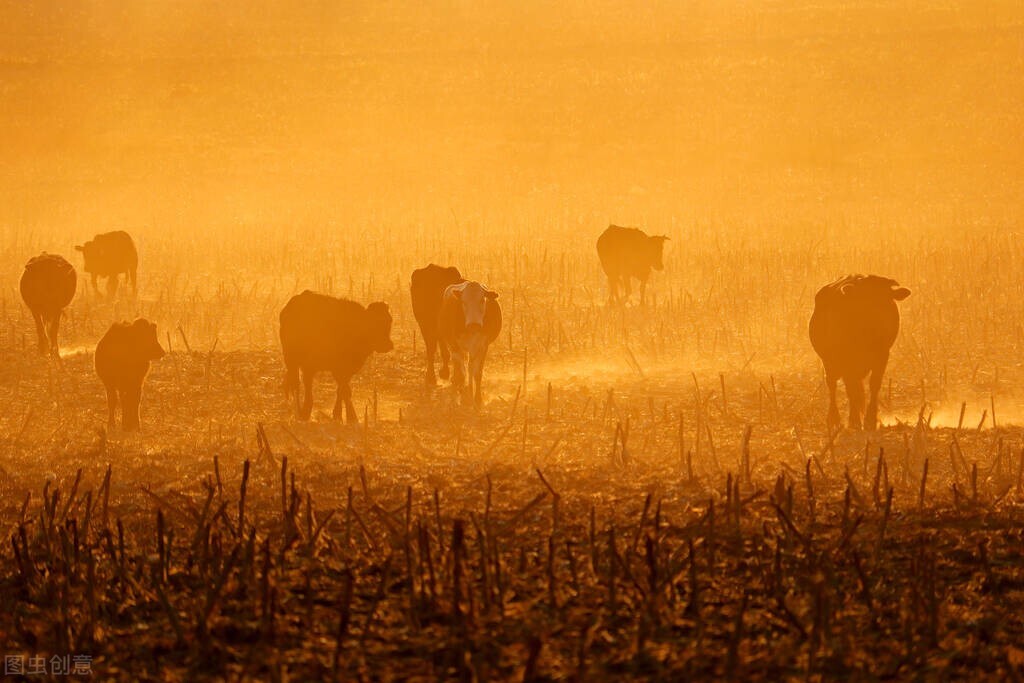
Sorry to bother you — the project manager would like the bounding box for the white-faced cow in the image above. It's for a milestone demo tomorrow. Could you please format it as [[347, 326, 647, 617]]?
[[438, 281, 502, 407], [596, 225, 669, 305], [809, 274, 911, 430], [279, 291, 394, 423], [20, 253, 77, 358], [411, 264, 464, 384]]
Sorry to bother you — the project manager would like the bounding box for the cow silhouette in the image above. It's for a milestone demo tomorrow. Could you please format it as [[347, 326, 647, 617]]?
[[596, 225, 668, 304], [411, 264, 464, 384], [95, 319, 166, 431], [280, 291, 394, 423], [20, 253, 77, 358], [76, 231, 138, 298], [809, 274, 911, 430]]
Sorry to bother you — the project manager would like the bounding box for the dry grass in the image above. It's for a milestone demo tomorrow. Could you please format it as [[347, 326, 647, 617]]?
[[2, 0, 1024, 679]]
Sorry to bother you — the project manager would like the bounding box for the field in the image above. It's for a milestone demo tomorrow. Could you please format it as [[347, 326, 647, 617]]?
[[2, 0, 1024, 680]]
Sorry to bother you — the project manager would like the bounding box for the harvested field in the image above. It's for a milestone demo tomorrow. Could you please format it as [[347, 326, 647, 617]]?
[[1, 0, 1023, 680]]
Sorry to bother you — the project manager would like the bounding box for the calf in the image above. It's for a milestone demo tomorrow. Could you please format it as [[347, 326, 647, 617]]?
[[20, 253, 77, 358], [411, 264, 464, 384], [279, 291, 394, 423], [95, 319, 166, 431], [439, 281, 502, 407], [75, 231, 138, 298], [596, 225, 669, 304], [809, 274, 911, 430]]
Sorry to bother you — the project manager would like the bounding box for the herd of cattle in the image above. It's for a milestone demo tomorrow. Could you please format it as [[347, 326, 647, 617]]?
[[15, 225, 910, 432]]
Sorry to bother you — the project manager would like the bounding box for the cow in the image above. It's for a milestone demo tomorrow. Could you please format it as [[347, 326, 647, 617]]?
[[438, 281, 502, 407], [809, 274, 911, 431], [411, 264, 465, 384], [75, 231, 138, 298], [20, 253, 77, 358], [279, 291, 394, 423], [596, 225, 669, 305], [95, 319, 166, 431]]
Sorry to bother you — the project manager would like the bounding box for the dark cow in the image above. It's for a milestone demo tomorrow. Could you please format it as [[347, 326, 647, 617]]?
[[20, 253, 77, 358], [95, 319, 166, 431], [411, 264, 464, 384], [75, 231, 138, 298], [279, 291, 394, 423], [809, 274, 911, 430], [438, 281, 502, 407], [596, 225, 669, 304]]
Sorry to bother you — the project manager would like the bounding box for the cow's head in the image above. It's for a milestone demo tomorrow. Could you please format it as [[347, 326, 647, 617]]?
[[75, 240, 98, 272], [365, 302, 394, 353], [131, 319, 166, 360], [647, 235, 669, 271], [450, 281, 498, 330]]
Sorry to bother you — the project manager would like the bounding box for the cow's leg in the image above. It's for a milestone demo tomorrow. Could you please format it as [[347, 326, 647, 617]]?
[[91, 273, 100, 295], [471, 347, 488, 408], [106, 274, 119, 299], [331, 372, 344, 420], [639, 276, 649, 306], [105, 385, 118, 430], [607, 274, 618, 304], [451, 348, 466, 390], [423, 330, 438, 384], [825, 367, 841, 431], [439, 339, 451, 380], [332, 373, 357, 425], [843, 373, 866, 430], [32, 312, 47, 354], [46, 314, 61, 359], [622, 276, 632, 302], [865, 354, 889, 430], [122, 386, 142, 431], [129, 269, 138, 296], [299, 368, 315, 421], [283, 364, 300, 415]]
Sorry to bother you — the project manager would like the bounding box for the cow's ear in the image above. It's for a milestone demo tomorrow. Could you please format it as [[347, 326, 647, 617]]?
[[75, 245, 84, 251], [840, 283, 853, 295], [659, 235, 670, 241], [892, 287, 911, 301], [485, 290, 499, 300]]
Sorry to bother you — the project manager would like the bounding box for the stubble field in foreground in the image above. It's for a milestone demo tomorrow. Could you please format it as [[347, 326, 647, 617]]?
[[2, 344, 1024, 679]]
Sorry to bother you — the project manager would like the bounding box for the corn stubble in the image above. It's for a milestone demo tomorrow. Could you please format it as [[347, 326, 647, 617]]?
[[2, 1, 1024, 679], [3, 400, 1024, 680]]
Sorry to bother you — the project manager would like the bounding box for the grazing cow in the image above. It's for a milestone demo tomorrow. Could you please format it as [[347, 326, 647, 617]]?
[[411, 264, 465, 384], [20, 253, 77, 358], [279, 291, 394, 423], [95, 319, 166, 431], [596, 225, 669, 304], [809, 274, 911, 430], [438, 281, 502, 407], [75, 231, 138, 298]]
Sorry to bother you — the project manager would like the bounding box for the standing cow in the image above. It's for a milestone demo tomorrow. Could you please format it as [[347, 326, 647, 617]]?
[[75, 231, 138, 298], [20, 253, 77, 358], [596, 225, 669, 305], [95, 319, 166, 431], [279, 291, 394, 423], [439, 281, 502, 407], [809, 274, 911, 430], [411, 264, 465, 384]]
